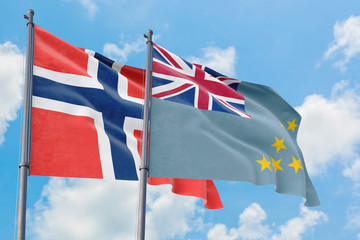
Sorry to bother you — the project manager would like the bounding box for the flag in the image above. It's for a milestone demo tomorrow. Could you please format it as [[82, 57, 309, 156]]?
[[148, 44, 320, 207], [30, 25, 222, 209]]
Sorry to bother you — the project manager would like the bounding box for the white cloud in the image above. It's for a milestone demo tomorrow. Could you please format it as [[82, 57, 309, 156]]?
[[208, 224, 239, 240], [62, 0, 98, 19], [296, 80, 360, 176], [0, 41, 24, 145], [343, 158, 360, 184], [270, 206, 328, 240], [28, 178, 200, 240], [208, 203, 271, 240], [78, 0, 98, 18], [103, 34, 152, 63], [236, 203, 271, 240], [207, 203, 327, 240], [323, 15, 360, 71], [28, 178, 139, 240], [345, 206, 360, 230], [188, 46, 237, 77], [146, 184, 202, 239]]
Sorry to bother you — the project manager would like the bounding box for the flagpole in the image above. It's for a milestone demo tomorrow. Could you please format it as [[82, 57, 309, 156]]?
[[17, 9, 35, 240], [137, 29, 153, 240]]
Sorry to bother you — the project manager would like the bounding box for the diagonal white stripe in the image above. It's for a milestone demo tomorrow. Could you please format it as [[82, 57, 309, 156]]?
[[152, 79, 190, 95], [154, 45, 193, 72], [154, 59, 196, 77], [212, 93, 245, 105]]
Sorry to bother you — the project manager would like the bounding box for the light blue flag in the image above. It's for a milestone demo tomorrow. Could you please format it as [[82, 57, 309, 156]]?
[[148, 44, 320, 207]]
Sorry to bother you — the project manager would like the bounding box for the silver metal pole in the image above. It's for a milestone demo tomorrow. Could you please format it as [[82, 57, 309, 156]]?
[[137, 29, 153, 240], [17, 9, 35, 240]]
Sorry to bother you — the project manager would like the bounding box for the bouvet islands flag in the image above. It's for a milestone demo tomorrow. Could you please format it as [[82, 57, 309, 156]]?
[[149, 44, 320, 207], [30, 26, 222, 209]]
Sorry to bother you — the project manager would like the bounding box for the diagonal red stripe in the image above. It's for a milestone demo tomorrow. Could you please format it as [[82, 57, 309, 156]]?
[[153, 83, 193, 98], [154, 44, 183, 69]]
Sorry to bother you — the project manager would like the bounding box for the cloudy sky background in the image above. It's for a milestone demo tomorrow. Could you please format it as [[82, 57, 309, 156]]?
[[1, 0, 360, 239]]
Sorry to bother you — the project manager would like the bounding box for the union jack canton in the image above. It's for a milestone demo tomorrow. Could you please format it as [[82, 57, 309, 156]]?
[[152, 44, 251, 118]]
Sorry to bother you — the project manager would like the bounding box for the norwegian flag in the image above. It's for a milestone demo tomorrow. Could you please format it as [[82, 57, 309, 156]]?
[[30, 26, 222, 209], [152, 44, 251, 118], [31, 26, 144, 180]]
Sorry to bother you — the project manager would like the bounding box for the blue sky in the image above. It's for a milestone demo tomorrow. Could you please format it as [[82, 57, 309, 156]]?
[[1, 0, 360, 239]]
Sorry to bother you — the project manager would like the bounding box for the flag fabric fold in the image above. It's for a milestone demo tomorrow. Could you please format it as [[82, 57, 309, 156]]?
[[132, 130, 222, 209], [30, 25, 223, 209], [148, 44, 320, 207]]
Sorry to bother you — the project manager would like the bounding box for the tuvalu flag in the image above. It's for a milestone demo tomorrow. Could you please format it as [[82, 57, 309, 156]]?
[[148, 44, 320, 207], [30, 25, 222, 209]]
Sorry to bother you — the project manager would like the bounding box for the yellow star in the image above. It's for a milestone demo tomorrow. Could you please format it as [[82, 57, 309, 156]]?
[[256, 155, 272, 171], [288, 156, 303, 174], [271, 157, 283, 173], [287, 119, 298, 132], [270, 136, 287, 153]]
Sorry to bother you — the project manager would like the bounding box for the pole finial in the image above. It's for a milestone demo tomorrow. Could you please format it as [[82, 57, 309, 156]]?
[[28, 9, 35, 16], [145, 29, 153, 44], [26, 9, 35, 26]]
